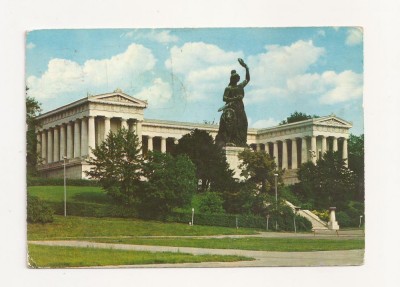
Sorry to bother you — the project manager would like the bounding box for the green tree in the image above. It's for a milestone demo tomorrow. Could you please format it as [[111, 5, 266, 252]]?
[[197, 192, 225, 214], [279, 111, 319, 125], [139, 151, 197, 219], [238, 149, 282, 193], [297, 151, 357, 210], [26, 92, 42, 176], [173, 129, 235, 192], [348, 134, 364, 201], [85, 128, 143, 205]]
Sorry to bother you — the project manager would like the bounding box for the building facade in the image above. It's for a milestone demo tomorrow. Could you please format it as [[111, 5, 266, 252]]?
[[36, 91, 352, 184]]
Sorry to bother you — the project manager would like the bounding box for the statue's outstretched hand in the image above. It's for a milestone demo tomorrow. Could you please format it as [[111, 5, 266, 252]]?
[[238, 58, 248, 68]]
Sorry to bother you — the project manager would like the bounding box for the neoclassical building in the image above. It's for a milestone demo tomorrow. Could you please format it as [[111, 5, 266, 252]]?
[[36, 91, 352, 184]]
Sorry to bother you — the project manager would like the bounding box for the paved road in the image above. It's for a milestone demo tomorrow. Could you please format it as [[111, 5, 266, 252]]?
[[28, 239, 364, 267]]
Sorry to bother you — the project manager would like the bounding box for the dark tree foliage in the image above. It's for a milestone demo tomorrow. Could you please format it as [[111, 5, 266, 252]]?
[[85, 128, 143, 205], [279, 111, 319, 125], [238, 149, 282, 193], [297, 151, 357, 210], [348, 134, 364, 201], [173, 129, 235, 192], [139, 151, 197, 219], [221, 181, 267, 215], [26, 92, 42, 176]]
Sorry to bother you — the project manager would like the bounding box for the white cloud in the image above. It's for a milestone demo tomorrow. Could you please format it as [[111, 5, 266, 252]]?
[[27, 42, 36, 49], [122, 30, 179, 44], [345, 27, 363, 46], [165, 42, 244, 101], [319, 70, 363, 104], [251, 118, 279, 128], [245, 40, 325, 103], [134, 78, 172, 106], [286, 70, 363, 104], [27, 44, 156, 101], [240, 40, 363, 105]]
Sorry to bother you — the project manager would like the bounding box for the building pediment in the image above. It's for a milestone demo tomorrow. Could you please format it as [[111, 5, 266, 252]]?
[[314, 116, 352, 128], [90, 91, 148, 108]]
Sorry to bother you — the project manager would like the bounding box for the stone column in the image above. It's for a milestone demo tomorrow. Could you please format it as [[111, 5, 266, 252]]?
[[60, 125, 66, 159], [81, 118, 88, 157], [282, 140, 288, 170], [135, 120, 143, 145], [148, 136, 153, 151], [41, 131, 47, 164], [273, 141, 279, 168], [36, 132, 41, 159], [311, 136, 317, 164], [47, 129, 53, 163], [67, 122, 73, 159], [53, 126, 60, 162], [88, 116, 96, 158], [104, 117, 111, 138], [174, 138, 179, 145], [333, 137, 338, 152], [128, 120, 135, 132], [265, 142, 269, 155], [292, 138, 298, 169], [74, 120, 81, 158], [121, 118, 128, 130], [301, 137, 308, 164], [161, 137, 167, 153], [256, 144, 261, 151], [342, 138, 348, 167], [321, 136, 327, 156]]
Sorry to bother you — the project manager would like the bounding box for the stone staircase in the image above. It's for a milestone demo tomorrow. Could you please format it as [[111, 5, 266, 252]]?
[[285, 201, 328, 230]]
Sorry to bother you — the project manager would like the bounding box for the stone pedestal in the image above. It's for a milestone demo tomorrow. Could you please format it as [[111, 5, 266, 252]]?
[[328, 207, 340, 230], [224, 146, 245, 180]]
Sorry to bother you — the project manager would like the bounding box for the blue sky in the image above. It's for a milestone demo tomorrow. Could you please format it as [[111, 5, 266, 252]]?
[[26, 27, 363, 134]]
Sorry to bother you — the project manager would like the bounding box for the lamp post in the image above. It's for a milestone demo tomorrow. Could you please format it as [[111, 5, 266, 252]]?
[[359, 215, 363, 228], [63, 156, 67, 217], [274, 173, 278, 231], [294, 206, 300, 233], [191, 208, 194, 226]]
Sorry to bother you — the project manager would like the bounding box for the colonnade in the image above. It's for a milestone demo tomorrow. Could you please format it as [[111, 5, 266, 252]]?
[[142, 135, 180, 154], [252, 135, 348, 170], [37, 116, 143, 164]]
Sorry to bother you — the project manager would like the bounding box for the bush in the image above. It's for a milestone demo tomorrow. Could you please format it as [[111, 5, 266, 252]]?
[[27, 177, 99, 187], [27, 195, 54, 223], [336, 211, 352, 228], [197, 192, 225, 214], [311, 210, 329, 222]]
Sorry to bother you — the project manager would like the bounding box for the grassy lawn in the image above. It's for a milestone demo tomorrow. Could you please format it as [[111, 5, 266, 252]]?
[[28, 215, 258, 240], [28, 186, 108, 204], [87, 237, 365, 252], [28, 244, 253, 268]]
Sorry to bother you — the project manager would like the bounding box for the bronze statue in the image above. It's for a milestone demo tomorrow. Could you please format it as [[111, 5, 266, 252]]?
[[216, 58, 250, 147]]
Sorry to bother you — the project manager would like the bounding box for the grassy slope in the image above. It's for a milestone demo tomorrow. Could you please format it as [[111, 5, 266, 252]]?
[[28, 244, 253, 268], [28, 186, 108, 204], [28, 215, 258, 240]]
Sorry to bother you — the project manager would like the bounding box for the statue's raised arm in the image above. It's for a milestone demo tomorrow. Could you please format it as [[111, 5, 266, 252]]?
[[238, 58, 250, 87]]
